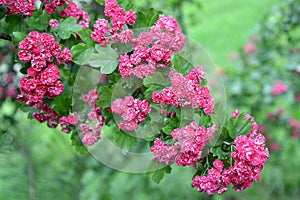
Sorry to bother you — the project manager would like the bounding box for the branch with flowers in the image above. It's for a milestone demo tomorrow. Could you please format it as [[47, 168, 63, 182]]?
[[0, 0, 269, 195]]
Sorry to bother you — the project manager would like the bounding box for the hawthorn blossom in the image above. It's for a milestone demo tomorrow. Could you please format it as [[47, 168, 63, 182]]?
[[193, 111, 269, 195], [49, 19, 59, 28], [17, 32, 72, 130], [151, 123, 217, 166], [152, 67, 214, 114], [111, 96, 151, 131], [0, 0, 36, 16]]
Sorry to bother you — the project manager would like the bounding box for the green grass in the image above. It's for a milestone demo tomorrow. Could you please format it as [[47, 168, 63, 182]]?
[[186, 0, 281, 72]]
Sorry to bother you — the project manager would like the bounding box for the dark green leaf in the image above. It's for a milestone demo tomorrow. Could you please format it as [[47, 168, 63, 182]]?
[[25, 9, 50, 31], [132, 11, 147, 28], [0, 5, 7, 20], [145, 8, 163, 27], [96, 86, 112, 108], [78, 29, 94, 46], [5, 14, 23, 34], [227, 113, 252, 138]]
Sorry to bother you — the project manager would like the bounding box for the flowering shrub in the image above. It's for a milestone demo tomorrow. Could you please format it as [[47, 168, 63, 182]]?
[[224, 0, 300, 198], [0, 0, 270, 195]]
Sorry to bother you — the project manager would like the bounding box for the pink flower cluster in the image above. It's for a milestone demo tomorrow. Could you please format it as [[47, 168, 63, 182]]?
[[152, 67, 214, 114], [118, 15, 186, 78], [17, 31, 72, 127], [49, 19, 59, 28], [43, 0, 67, 15], [60, 2, 90, 28], [58, 114, 79, 133], [32, 103, 59, 126], [79, 90, 105, 146], [151, 122, 217, 166], [192, 110, 269, 195], [271, 80, 288, 96], [0, 0, 36, 16], [111, 96, 151, 131], [91, 0, 136, 45]]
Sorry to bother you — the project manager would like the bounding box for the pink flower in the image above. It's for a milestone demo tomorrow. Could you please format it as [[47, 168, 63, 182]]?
[[67, 114, 78, 126], [49, 19, 58, 28], [111, 96, 151, 131], [2, 0, 36, 16], [125, 9, 136, 25], [231, 109, 240, 119], [82, 132, 100, 146], [243, 43, 257, 53], [271, 81, 288, 96]]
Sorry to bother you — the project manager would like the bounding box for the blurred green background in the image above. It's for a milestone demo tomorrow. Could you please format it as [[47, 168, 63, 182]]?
[[1, 0, 300, 199]]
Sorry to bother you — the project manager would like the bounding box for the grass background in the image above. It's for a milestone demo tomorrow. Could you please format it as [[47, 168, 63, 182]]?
[[187, 0, 281, 72]]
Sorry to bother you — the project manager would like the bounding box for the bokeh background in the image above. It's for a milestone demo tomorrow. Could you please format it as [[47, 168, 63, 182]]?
[[1, 0, 300, 199]]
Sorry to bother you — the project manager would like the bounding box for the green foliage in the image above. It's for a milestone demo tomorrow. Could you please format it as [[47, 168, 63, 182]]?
[[5, 14, 23, 34], [57, 17, 82, 40], [87, 45, 119, 74], [71, 43, 94, 65], [25, 9, 50, 31], [96, 86, 112, 108], [113, 131, 137, 151], [78, 29, 95, 47], [146, 163, 172, 184]]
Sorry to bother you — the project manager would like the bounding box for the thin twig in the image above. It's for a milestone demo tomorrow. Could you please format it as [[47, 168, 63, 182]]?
[[0, 33, 12, 41]]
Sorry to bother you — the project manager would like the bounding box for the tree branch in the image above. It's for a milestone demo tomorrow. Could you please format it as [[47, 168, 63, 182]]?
[[0, 33, 12, 41]]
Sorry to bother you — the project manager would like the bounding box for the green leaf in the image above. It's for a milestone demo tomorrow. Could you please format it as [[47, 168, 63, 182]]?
[[25, 9, 50, 31], [113, 131, 137, 151], [57, 17, 82, 40], [150, 165, 172, 184], [70, 130, 87, 154], [78, 29, 94, 46], [144, 85, 163, 100], [52, 95, 71, 116], [71, 43, 94, 65], [5, 14, 23, 34], [95, 0, 104, 5], [171, 54, 194, 76], [96, 86, 112, 108], [87, 45, 119, 74], [0, 5, 7, 20], [132, 11, 147, 28], [143, 72, 169, 88], [145, 8, 163, 27], [12, 32, 26, 45], [227, 113, 252, 138]]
